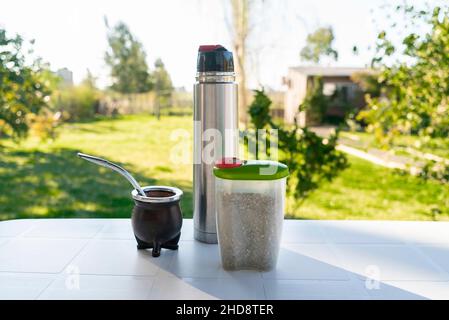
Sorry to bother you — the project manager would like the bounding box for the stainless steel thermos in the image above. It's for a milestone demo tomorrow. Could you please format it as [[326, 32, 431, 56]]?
[[193, 45, 239, 243]]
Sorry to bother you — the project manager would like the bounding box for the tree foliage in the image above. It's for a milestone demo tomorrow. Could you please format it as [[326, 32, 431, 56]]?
[[53, 84, 99, 122], [0, 28, 56, 139], [81, 69, 98, 90], [51, 70, 100, 122], [153, 58, 173, 95], [351, 71, 382, 98], [153, 58, 173, 118], [357, 5, 449, 182], [248, 89, 272, 159], [301, 77, 330, 124], [105, 21, 152, 94], [247, 90, 348, 201], [300, 27, 338, 63], [359, 6, 449, 142], [248, 89, 271, 130]]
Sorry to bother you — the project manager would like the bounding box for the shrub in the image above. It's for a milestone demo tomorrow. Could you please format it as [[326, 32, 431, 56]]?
[[248, 89, 272, 159], [247, 89, 348, 203], [53, 84, 99, 121], [26, 108, 62, 141]]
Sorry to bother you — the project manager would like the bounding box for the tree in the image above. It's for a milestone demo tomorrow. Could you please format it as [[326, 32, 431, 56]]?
[[153, 58, 173, 119], [351, 71, 381, 98], [357, 5, 449, 182], [300, 27, 338, 63], [0, 28, 55, 139], [248, 89, 272, 159], [228, 0, 252, 121], [54, 83, 98, 122], [104, 20, 152, 94], [53, 70, 100, 121], [248, 89, 271, 130], [81, 69, 97, 90], [301, 77, 330, 124], [247, 90, 348, 204], [358, 5, 449, 142]]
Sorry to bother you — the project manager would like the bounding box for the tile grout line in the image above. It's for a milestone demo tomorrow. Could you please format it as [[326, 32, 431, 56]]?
[[331, 242, 449, 282], [410, 245, 449, 281], [9, 221, 38, 239], [135, 249, 171, 299], [35, 222, 107, 300], [3, 219, 449, 299], [93, 219, 134, 240], [261, 280, 269, 300], [0, 238, 13, 249]]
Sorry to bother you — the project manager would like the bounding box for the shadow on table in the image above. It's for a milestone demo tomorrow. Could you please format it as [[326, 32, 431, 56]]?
[[152, 244, 429, 300], [150, 221, 449, 299]]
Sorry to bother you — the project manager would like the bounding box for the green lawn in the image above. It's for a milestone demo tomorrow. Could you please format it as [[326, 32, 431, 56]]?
[[0, 115, 192, 221], [296, 155, 449, 221], [1, 114, 448, 221]]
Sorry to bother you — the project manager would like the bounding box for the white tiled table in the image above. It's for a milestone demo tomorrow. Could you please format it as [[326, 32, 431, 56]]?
[[1, 218, 449, 300]]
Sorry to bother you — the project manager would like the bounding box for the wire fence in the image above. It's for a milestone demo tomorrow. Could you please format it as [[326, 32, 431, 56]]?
[[98, 90, 193, 116], [97, 89, 285, 120]]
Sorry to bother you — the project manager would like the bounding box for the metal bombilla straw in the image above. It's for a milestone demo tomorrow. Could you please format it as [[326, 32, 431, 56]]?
[[77, 152, 147, 197]]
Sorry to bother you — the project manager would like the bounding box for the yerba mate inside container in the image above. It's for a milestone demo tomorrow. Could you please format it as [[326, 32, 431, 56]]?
[[213, 158, 289, 271]]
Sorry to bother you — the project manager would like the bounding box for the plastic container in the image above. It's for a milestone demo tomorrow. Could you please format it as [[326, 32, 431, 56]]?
[[213, 158, 289, 271]]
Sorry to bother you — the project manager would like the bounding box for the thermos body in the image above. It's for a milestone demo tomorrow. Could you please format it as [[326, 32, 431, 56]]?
[[193, 45, 238, 244], [193, 76, 239, 243]]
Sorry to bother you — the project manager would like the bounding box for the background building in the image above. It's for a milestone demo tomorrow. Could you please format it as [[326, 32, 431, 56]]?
[[283, 66, 367, 126], [56, 68, 74, 86]]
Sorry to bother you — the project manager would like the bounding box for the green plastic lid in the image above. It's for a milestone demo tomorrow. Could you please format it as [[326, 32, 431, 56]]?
[[213, 158, 289, 181]]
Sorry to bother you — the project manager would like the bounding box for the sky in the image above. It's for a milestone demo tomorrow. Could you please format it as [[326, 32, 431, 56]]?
[[0, 0, 439, 91]]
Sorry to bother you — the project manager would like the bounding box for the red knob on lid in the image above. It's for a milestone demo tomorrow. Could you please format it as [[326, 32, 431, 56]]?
[[215, 157, 243, 169], [198, 45, 224, 52]]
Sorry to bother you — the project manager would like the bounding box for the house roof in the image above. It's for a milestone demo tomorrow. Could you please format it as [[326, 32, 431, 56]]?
[[290, 66, 368, 77]]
